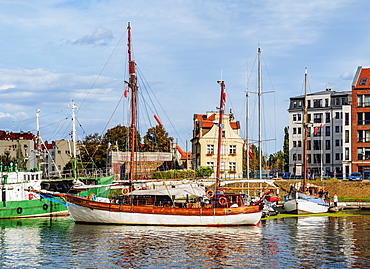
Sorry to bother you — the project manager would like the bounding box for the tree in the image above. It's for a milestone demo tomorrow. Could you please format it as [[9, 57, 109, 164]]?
[[142, 125, 173, 152], [79, 133, 107, 169], [267, 150, 285, 171], [243, 144, 266, 175], [196, 166, 213, 178], [104, 125, 140, 152]]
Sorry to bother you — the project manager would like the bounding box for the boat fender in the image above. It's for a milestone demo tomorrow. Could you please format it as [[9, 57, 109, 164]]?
[[218, 196, 227, 206], [206, 190, 214, 198], [121, 188, 130, 196], [43, 204, 49, 210], [16, 207, 23, 214]]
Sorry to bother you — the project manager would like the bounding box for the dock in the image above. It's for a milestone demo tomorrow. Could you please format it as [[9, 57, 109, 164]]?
[[338, 201, 370, 209]]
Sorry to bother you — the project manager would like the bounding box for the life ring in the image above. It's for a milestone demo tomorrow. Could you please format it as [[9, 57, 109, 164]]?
[[43, 204, 49, 210], [16, 207, 23, 214], [218, 196, 227, 206], [121, 188, 130, 196], [206, 190, 214, 198]]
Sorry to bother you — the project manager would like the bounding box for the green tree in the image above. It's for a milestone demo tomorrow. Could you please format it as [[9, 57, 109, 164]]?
[[104, 125, 140, 152], [79, 133, 107, 169], [196, 166, 213, 177], [142, 125, 173, 152], [267, 150, 285, 171]]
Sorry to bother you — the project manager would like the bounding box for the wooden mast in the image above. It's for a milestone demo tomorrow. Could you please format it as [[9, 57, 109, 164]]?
[[127, 22, 137, 190], [302, 68, 308, 190], [215, 80, 225, 190]]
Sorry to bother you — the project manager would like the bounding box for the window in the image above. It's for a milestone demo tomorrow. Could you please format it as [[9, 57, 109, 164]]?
[[307, 141, 311, 150], [345, 148, 349, 160], [326, 113, 330, 123], [357, 112, 370, 125], [58, 150, 61, 154], [335, 140, 340, 146], [313, 154, 321, 163], [325, 99, 329, 107], [298, 141, 302, 147], [325, 140, 330, 150], [345, 113, 349, 125], [65, 150, 70, 155], [220, 161, 225, 171], [307, 154, 311, 163], [222, 130, 226, 138], [308, 127, 311, 137], [293, 114, 297, 121], [229, 162, 236, 171], [358, 95, 370, 107], [206, 144, 214, 154], [326, 154, 330, 164], [229, 145, 236, 155], [325, 126, 330, 136], [298, 127, 302, 134], [358, 130, 370, 142], [292, 154, 297, 161], [345, 130, 349, 143], [293, 101, 297, 108], [313, 140, 321, 150], [308, 114, 311, 123], [360, 78, 367, 85], [313, 99, 322, 108], [357, 148, 370, 160], [293, 128, 297, 134], [297, 114, 302, 121], [313, 113, 322, 123], [335, 126, 340, 133], [293, 141, 297, 147], [307, 100, 311, 108], [335, 112, 340, 119], [335, 153, 340, 160], [297, 154, 302, 161]]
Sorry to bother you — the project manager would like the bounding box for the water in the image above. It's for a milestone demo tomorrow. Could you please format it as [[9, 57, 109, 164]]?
[[1, 213, 369, 268]]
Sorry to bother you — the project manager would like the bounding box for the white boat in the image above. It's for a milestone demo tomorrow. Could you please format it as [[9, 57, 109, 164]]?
[[283, 69, 330, 214], [64, 22, 263, 226]]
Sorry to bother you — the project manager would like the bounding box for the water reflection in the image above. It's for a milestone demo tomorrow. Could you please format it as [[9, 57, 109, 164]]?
[[0, 215, 369, 268]]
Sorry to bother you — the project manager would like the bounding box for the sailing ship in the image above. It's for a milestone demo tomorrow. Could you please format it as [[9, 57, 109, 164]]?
[[283, 68, 330, 214], [63, 23, 263, 226]]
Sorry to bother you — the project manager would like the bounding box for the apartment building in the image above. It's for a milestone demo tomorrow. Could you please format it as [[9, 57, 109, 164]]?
[[351, 66, 370, 176], [191, 111, 244, 178], [288, 89, 352, 177]]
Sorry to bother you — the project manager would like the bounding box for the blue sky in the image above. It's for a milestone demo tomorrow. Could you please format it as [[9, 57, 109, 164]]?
[[0, 0, 369, 155]]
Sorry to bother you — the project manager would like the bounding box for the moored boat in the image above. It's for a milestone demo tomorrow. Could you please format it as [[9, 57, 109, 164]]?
[[64, 22, 264, 226], [0, 168, 67, 219]]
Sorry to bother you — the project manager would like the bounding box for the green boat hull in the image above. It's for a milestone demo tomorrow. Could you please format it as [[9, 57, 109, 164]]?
[[0, 198, 67, 219]]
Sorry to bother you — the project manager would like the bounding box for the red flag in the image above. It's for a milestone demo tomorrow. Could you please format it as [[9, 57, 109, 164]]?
[[124, 86, 129, 98], [222, 91, 226, 106], [313, 124, 322, 135], [248, 144, 254, 158]]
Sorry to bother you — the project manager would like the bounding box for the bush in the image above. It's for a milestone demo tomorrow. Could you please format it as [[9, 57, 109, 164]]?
[[196, 166, 213, 178], [152, 169, 196, 179]]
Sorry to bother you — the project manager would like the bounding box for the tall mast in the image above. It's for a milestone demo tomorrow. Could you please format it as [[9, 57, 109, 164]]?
[[257, 46, 262, 179], [216, 80, 225, 189], [36, 109, 41, 171], [127, 22, 137, 189], [246, 90, 250, 179], [303, 68, 308, 190], [71, 100, 77, 179]]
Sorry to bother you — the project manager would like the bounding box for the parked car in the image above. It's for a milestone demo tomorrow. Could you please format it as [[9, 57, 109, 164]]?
[[348, 172, 363, 181]]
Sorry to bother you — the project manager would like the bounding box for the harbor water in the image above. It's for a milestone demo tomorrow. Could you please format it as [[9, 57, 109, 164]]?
[[1, 212, 369, 268]]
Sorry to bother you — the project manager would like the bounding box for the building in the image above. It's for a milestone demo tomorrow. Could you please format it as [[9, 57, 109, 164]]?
[[351, 66, 370, 177], [41, 140, 74, 177], [0, 131, 38, 171], [288, 89, 352, 177], [191, 111, 244, 178]]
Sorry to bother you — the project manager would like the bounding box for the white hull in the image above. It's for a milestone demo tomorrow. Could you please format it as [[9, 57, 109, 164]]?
[[284, 199, 329, 214], [67, 203, 262, 226]]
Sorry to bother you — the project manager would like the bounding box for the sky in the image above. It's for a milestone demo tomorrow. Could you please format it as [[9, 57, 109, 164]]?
[[1, 0, 370, 156]]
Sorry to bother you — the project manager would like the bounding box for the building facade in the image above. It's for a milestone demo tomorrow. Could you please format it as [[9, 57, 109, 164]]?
[[191, 111, 244, 178], [288, 89, 352, 177], [351, 66, 370, 177]]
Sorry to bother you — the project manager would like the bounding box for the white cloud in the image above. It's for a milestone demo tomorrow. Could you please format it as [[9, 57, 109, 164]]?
[[0, 84, 15, 91], [66, 27, 114, 46]]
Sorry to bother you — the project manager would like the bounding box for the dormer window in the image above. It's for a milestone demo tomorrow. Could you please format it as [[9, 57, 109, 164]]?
[[360, 78, 367, 85]]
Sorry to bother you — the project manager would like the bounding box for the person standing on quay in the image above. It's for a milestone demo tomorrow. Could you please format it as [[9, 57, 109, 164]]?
[[333, 193, 338, 207]]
